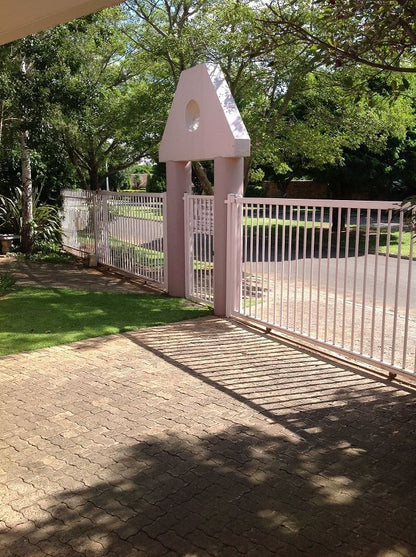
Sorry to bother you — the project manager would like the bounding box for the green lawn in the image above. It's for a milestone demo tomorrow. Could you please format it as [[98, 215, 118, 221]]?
[[0, 287, 211, 356], [78, 233, 213, 271], [244, 217, 413, 258], [109, 206, 163, 220]]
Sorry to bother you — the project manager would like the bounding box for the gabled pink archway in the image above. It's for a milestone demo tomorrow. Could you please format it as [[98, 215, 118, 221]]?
[[159, 63, 250, 316]]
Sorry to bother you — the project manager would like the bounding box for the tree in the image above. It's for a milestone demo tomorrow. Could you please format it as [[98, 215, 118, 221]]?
[[309, 129, 416, 201], [265, 0, 416, 74], [1, 0, 414, 214], [0, 9, 162, 203], [0, 12, 148, 251], [262, 1, 416, 199], [0, 38, 49, 253], [123, 0, 215, 192], [123, 0, 415, 194], [47, 10, 159, 190]]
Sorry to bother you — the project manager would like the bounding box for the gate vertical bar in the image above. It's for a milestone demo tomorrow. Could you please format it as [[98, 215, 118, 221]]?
[[341, 208, 351, 347], [391, 210, 404, 365], [92, 191, 98, 258], [162, 192, 168, 290], [402, 209, 414, 369], [226, 194, 242, 317]]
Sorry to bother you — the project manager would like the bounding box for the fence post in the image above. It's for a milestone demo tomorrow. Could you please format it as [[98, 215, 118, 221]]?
[[101, 191, 110, 264], [92, 191, 98, 258], [166, 160, 192, 298], [213, 157, 244, 316]]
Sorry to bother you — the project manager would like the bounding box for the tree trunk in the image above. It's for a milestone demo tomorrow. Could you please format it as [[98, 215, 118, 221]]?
[[192, 161, 213, 195], [0, 101, 4, 146], [20, 129, 34, 254], [244, 156, 252, 193], [329, 180, 347, 231], [89, 162, 100, 191]]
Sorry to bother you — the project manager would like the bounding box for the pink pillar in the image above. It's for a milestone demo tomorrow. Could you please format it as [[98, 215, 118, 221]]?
[[214, 157, 244, 316], [166, 160, 192, 297]]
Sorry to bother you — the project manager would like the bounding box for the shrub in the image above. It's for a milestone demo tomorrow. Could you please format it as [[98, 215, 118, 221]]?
[[0, 187, 62, 249], [146, 163, 166, 193], [0, 272, 16, 295], [16, 240, 76, 263], [402, 195, 416, 230], [146, 177, 166, 193], [245, 184, 265, 197]]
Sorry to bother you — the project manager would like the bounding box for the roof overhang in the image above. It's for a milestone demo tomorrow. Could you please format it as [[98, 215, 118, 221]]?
[[0, 0, 121, 46]]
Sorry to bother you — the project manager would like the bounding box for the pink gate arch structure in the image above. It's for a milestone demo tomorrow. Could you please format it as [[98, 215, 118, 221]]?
[[159, 63, 250, 316], [159, 63, 415, 380]]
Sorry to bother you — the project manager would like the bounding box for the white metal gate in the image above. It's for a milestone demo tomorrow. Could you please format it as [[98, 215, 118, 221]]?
[[227, 196, 415, 380], [184, 194, 214, 305]]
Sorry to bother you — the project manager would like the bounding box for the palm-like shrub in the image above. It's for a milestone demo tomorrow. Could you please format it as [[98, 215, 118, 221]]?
[[0, 272, 16, 295], [0, 187, 62, 249], [0, 190, 20, 235]]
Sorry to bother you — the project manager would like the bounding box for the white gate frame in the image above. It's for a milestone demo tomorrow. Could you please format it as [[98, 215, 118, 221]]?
[[226, 195, 415, 380], [184, 193, 214, 305]]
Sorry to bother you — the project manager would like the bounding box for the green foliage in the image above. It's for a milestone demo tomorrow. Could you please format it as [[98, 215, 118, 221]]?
[[47, 12, 157, 190], [0, 272, 16, 295], [245, 184, 265, 198], [249, 168, 265, 184], [0, 187, 62, 246], [1, 0, 415, 202], [15, 241, 76, 263], [402, 195, 416, 231], [266, 0, 416, 73], [146, 178, 166, 193], [131, 163, 153, 175], [0, 9, 159, 193], [146, 163, 166, 193], [123, 1, 416, 193], [0, 189, 20, 235], [0, 287, 212, 355], [310, 131, 416, 200]]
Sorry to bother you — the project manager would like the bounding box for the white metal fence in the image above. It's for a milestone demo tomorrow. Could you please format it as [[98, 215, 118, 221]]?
[[62, 190, 167, 289], [184, 194, 214, 305], [227, 196, 415, 379], [61, 189, 96, 255], [62, 189, 415, 378]]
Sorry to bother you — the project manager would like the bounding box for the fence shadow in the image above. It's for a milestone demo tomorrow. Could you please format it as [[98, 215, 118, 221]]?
[[2, 318, 414, 555]]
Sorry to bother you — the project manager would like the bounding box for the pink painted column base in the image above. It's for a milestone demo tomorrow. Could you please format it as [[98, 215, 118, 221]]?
[[166, 160, 192, 297], [214, 157, 244, 316]]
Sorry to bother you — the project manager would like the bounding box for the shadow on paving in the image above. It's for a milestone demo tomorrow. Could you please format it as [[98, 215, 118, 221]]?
[[0, 259, 157, 294], [2, 319, 416, 556]]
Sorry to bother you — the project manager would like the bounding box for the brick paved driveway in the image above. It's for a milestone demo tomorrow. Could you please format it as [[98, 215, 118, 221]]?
[[1, 316, 415, 556]]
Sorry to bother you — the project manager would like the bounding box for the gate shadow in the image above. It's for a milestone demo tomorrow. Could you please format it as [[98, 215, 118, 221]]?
[[1, 318, 415, 555]]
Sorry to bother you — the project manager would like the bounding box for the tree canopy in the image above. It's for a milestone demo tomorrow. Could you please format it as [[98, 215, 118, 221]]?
[[265, 0, 416, 73], [0, 0, 415, 205]]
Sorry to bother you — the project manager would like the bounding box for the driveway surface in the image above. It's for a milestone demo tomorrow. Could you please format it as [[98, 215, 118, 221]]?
[[1, 259, 415, 556]]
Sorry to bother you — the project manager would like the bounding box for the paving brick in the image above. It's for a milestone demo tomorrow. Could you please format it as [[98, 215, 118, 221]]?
[[1, 265, 415, 557], [2, 538, 45, 557], [128, 530, 170, 555]]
